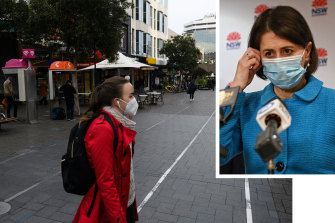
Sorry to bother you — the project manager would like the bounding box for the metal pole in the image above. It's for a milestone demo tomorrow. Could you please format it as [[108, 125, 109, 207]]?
[[268, 160, 275, 174], [25, 59, 38, 124], [93, 43, 97, 88]]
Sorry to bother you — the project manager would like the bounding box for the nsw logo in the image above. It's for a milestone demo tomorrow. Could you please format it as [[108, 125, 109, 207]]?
[[254, 4, 269, 20], [226, 32, 241, 50], [312, 0, 327, 16], [318, 48, 328, 66]]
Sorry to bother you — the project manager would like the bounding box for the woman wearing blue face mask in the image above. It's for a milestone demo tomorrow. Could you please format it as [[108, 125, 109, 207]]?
[[220, 6, 335, 174]]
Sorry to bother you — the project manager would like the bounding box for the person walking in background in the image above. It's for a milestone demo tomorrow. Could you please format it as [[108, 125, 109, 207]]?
[[73, 76, 139, 223], [211, 78, 216, 91], [39, 80, 48, 105], [188, 80, 196, 101], [3, 76, 17, 118], [60, 80, 76, 121], [0, 84, 4, 103], [0, 82, 5, 117]]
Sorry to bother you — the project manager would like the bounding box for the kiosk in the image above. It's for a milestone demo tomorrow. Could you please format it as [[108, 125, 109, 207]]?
[[2, 58, 38, 123], [2, 59, 30, 102], [48, 61, 80, 118]]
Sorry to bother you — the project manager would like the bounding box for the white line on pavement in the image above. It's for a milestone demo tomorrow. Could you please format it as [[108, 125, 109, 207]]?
[[141, 120, 166, 133], [0, 144, 57, 165], [137, 110, 215, 212], [5, 182, 40, 203], [139, 105, 191, 133], [245, 178, 253, 223], [0, 149, 36, 165], [175, 105, 191, 114], [4, 171, 61, 202]]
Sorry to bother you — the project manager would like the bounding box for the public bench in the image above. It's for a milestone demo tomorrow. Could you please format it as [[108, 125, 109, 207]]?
[[0, 117, 18, 129]]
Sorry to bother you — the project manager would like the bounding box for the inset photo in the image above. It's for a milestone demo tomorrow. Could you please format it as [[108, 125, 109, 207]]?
[[219, 0, 335, 174]]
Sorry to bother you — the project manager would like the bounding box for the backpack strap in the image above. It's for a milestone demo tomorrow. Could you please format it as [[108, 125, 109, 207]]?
[[102, 113, 118, 154], [86, 113, 119, 218], [87, 184, 98, 217], [87, 113, 119, 217]]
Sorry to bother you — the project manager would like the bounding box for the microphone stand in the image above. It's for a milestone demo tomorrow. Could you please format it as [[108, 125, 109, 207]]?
[[220, 86, 240, 157], [255, 118, 283, 175], [268, 160, 274, 174]]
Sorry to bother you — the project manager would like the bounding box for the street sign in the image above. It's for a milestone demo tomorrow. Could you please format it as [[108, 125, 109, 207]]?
[[22, 49, 35, 59]]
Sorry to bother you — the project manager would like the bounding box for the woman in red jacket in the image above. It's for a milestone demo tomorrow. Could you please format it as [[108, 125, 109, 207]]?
[[73, 76, 139, 223]]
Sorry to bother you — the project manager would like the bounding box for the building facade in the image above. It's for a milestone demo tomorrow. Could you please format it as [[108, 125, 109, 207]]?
[[125, 0, 169, 90], [127, 0, 168, 64], [183, 15, 216, 63], [168, 28, 179, 40]]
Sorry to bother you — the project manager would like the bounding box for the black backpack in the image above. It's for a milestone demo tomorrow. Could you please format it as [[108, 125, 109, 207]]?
[[61, 113, 118, 196], [52, 107, 66, 120]]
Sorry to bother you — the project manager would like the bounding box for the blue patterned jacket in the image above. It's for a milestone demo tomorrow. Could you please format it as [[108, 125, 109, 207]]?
[[220, 76, 335, 174]]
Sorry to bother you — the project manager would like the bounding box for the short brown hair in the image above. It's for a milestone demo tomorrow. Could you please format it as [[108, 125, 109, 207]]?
[[249, 6, 318, 80]]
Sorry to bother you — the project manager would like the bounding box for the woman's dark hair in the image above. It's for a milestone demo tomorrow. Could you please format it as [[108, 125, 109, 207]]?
[[249, 6, 318, 80], [81, 76, 129, 122]]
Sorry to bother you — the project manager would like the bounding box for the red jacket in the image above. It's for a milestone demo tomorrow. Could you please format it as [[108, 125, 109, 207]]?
[[73, 110, 138, 223]]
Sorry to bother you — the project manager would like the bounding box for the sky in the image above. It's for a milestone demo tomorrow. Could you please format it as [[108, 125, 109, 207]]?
[[168, 0, 216, 34]]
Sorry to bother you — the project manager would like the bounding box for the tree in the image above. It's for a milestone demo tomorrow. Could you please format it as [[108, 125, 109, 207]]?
[[54, 0, 131, 86], [54, 0, 131, 63], [0, 0, 19, 31], [1, 0, 131, 115], [2, 0, 131, 64], [160, 35, 201, 76], [194, 67, 207, 76], [1, 0, 59, 50]]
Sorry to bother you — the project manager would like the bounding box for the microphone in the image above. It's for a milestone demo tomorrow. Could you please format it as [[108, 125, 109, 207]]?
[[219, 86, 240, 127], [255, 98, 291, 164], [256, 98, 291, 134]]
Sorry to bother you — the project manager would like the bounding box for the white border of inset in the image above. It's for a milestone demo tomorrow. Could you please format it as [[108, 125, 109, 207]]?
[[215, 0, 304, 179]]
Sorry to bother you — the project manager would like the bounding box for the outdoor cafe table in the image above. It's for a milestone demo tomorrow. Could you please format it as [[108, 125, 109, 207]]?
[[78, 92, 91, 104], [146, 92, 161, 104], [138, 94, 148, 108]]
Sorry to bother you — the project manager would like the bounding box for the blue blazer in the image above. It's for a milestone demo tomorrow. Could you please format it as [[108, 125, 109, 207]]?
[[220, 76, 335, 174]]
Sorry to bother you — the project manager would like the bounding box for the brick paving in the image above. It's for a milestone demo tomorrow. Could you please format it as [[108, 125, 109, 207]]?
[[0, 90, 291, 222], [269, 179, 292, 223]]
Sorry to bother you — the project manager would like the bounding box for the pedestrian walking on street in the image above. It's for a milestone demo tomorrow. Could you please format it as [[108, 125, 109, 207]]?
[[211, 78, 216, 91], [60, 80, 76, 120], [73, 76, 139, 223], [3, 76, 17, 118], [0, 84, 4, 103], [188, 80, 196, 101], [39, 80, 48, 105]]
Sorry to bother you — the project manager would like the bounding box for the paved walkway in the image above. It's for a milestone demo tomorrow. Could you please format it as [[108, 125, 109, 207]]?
[[0, 90, 291, 223]]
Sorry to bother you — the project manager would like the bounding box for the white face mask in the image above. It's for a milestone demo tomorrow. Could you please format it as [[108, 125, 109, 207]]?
[[117, 97, 139, 116]]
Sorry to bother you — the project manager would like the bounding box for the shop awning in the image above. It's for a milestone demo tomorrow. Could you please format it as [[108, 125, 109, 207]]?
[[2, 59, 32, 69], [79, 52, 157, 71], [49, 61, 76, 71]]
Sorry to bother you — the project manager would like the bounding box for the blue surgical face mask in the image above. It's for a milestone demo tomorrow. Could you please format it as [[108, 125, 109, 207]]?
[[262, 50, 307, 89]]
